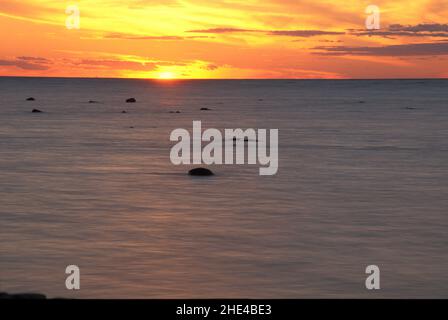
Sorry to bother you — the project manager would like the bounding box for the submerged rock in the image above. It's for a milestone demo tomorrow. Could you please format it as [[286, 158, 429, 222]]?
[[232, 137, 257, 142], [121, 110, 128, 114], [88, 100, 99, 103], [188, 168, 214, 176], [31, 109, 43, 113], [126, 98, 136, 103], [26, 97, 35, 101], [200, 107, 211, 111]]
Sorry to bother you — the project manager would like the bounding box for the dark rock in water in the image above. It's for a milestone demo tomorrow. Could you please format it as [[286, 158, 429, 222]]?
[[32, 109, 43, 113], [129, 126, 134, 128], [0, 292, 46, 299], [200, 107, 211, 111], [122, 110, 128, 114], [188, 168, 214, 176], [169, 111, 181, 113], [26, 97, 35, 101], [126, 98, 136, 103], [88, 100, 99, 103], [233, 137, 257, 142]]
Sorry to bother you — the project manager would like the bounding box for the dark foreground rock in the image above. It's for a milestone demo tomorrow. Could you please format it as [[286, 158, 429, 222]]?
[[32, 109, 43, 113], [188, 168, 214, 176], [126, 98, 136, 103], [0, 292, 46, 299], [88, 100, 99, 103], [169, 110, 181, 113], [200, 107, 211, 111], [26, 97, 35, 101]]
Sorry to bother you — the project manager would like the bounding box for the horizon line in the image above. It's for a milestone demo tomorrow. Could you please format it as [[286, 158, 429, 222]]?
[[1, 75, 448, 81]]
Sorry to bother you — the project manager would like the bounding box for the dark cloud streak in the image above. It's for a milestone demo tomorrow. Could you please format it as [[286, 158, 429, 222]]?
[[268, 30, 344, 36], [0, 57, 49, 70], [105, 33, 184, 40], [187, 27, 345, 37], [314, 42, 448, 56], [187, 28, 253, 33], [351, 23, 448, 38]]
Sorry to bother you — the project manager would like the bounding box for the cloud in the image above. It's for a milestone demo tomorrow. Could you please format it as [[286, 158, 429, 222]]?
[[76, 59, 157, 71], [104, 32, 213, 41], [351, 23, 448, 38], [314, 42, 448, 56], [187, 27, 344, 37], [187, 28, 253, 34], [267, 30, 344, 37], [104, 32, 184, 40], [202, 63, 219, 70], [16, 56, 51, 62], [185, 35, 214, 39], [0, 57, 49, 70], [318, 39, 342, 43], [389, 23, 448, 32]]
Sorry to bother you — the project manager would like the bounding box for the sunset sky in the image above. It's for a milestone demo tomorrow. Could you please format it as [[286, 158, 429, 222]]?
[[1, 0, 448, 79]]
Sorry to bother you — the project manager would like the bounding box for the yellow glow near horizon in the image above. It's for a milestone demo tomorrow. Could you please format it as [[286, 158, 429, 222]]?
[[158, 71, 175, 79]]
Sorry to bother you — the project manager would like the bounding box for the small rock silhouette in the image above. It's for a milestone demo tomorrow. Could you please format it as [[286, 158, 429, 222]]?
[[88, 100, 99, 103], [188, 168, 214, 176], [31, 109, 43, 113], [126, 98, 136, 103], [232, 137, 257, 142], [200, 107, 211, 111], [122, 110, 128, 114], [26, 97, 35, 101]]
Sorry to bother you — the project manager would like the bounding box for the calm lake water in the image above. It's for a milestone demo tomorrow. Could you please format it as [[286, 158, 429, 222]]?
[[0, 77, 447, 298]]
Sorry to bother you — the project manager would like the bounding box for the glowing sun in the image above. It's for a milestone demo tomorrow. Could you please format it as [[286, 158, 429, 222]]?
[[158, 71, 175, 79]]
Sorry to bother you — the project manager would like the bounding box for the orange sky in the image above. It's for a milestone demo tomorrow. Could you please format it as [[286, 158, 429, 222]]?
[[1, 0, 448, 79]]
